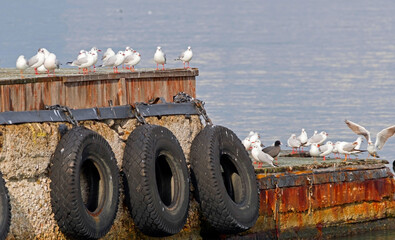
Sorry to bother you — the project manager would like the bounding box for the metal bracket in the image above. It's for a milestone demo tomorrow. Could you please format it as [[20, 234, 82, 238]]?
[[173, 92, 212, 125]]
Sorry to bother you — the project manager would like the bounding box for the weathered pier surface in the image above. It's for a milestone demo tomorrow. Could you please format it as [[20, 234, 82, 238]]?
[[0, 69, 394, 239], [0, 68, 197, 111]]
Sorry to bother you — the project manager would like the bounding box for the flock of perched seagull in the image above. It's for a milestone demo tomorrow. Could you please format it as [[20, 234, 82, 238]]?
[[15, 46, 193, 78], [243, 119, 395, 168]]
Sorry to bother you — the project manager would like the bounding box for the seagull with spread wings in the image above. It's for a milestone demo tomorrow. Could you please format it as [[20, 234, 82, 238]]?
[[345, 119, 395, 158]]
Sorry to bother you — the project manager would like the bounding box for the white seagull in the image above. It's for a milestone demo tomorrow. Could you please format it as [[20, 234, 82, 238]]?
[[100, 51, 126, 73], [242, 131, 256, 150], [27, 48, 45, 75], [306, 131, 328, 146], [101, 48, 115, 62], [319, 141, 334, 161], [44, 53, 60, 76], [345, 119, 395, 158], [154, 46, 166, 70], [287, 133, 302, 154], [175, 46, 193, 69], [67, 51, 94, 74], [124, 51, 141, 72], [90, 47, 101, 72], [336, 141, 363, 161], [250, 144, 277, 168], [16, 55, 29, 78], [309, 143, 321, 162], [297, 128, 308, 151]]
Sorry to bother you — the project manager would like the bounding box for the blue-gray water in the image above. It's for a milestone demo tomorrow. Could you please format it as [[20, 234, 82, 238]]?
[[0, 1, 395, 238]]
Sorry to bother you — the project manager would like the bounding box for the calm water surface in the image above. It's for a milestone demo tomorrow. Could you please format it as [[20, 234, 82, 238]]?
[[1, 0, 395, 238]]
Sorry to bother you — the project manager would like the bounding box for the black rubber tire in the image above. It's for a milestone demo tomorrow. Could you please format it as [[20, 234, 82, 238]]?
[[0, 172, 11, 240], [122, 124, 189, 237], [50, 127, 119, 239], [190, 125, 260, 234]]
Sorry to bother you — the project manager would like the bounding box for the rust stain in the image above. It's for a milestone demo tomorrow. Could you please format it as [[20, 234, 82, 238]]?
[[0, 70, 197, 111]]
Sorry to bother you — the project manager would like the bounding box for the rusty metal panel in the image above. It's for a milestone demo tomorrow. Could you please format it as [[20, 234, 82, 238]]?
[[259, 174, 395, 215]]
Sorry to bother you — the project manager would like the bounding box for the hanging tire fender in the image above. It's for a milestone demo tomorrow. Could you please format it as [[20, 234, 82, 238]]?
[[0, 171, 11, 240], [122, 124, 190, 237], [49, 127, 120, 239], [190, 125, 260, 234]]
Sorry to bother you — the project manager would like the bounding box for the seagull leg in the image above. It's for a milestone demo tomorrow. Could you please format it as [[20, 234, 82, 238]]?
[[93, 65, 96, 72], [20, 70, 24, 79], [343, 154, 348, 162], [156, 64, 159, 70], [323, 156, 326, 161], [132, 66, 135, 72], [187, 62, 190, 69], [34, 68, 38, 75], [183, 62, 186, 69], [162, 64, 165, 70]]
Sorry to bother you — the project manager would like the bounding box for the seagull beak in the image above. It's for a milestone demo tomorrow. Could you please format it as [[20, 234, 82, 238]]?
[[98, 49, 102, 52]]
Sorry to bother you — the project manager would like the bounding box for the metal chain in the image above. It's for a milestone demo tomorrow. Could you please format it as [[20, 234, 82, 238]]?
[[131, 103, 147, 125], [173, 92, 213, 125], [173, 92, 194, 103], [45, 104, 79, 126]]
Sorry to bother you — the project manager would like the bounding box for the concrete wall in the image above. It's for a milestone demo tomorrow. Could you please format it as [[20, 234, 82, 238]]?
[[0, 116, 204, 239]]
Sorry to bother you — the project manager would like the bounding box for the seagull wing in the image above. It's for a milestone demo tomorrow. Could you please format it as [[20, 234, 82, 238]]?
[[103, 55, 117, 66], [75, 56, 88, 65], [345, 119, 371, 142], [27, 55, 39, 67], [375, 125, 395, 150], [124, 54, 135, 64], [257, 151, 274, 166]]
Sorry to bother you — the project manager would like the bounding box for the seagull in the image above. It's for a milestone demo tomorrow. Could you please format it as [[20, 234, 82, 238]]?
[[123, 51, 141, 72], [345, 119, 395, 158], [309, 143, 321, 162], [101, 48, 115, 62], [175, 46, 193, 69], [90, 47, 101, 72], [67, 51, 94, 74], [350, 136, 363, 159], [306, 131, 328, 146], [251, 144, 277, 168], [242, 131, 256, 150], [16, 55, 29, 78], [75, 50, 87, 73], [287, 133, 301, 154], [297, 128, 308, 152], [123, 46, 134, 69], [99, 51, 125, 73], [27, 48, 45, 75], [44, 53, 60, 76], [154, 46, 166, 70], [319, 141, 334, 161], [337, 141, 364, 161]]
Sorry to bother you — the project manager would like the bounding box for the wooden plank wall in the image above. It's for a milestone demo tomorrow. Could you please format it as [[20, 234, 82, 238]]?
[[0, 69, 198, 112]]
